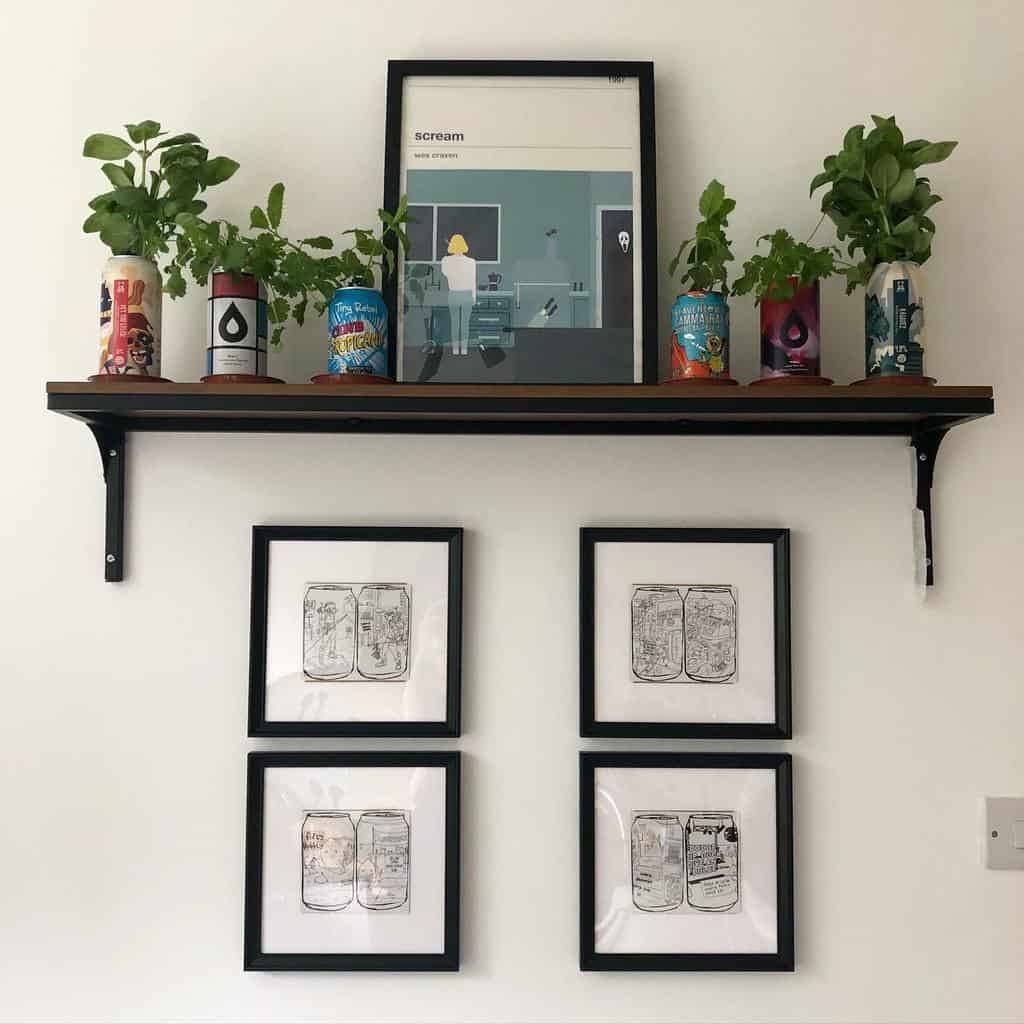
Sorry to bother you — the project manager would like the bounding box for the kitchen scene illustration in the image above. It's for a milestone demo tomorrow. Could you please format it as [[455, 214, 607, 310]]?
[[399, 169, 636, 382]]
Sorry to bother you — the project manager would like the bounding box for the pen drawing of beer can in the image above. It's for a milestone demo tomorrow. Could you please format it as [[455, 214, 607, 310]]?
[[356, 584, 411, 680], [301, 812, 355, 911], [357, 811, 410, 910], [303, 584, 357, 680], [683, 586, 737, 682], [685, 813, 739, 912], [631, 586, 684, 681], [631, 814, 684, 911]]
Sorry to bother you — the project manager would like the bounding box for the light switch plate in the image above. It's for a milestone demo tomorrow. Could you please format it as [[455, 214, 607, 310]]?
[[984, 797, 1024, 869]]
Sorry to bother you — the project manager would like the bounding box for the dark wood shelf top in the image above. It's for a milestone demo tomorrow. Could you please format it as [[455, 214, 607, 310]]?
[[45, 380, 994, 436]]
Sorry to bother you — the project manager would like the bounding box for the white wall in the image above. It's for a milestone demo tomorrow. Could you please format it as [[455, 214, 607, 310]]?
[[2, 1, 1022, 1021]]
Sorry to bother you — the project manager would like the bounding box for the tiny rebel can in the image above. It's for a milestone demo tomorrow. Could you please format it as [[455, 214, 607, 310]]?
[[631, 586, 684, 681], [684, 586, 737, 682], [327, 286, 389, 379], [302, 811, 355, 911], [760, 279, 821, 378], [685, 813, 739, 912], [357, 811, 410, 910], [670, 290, 730, 380], [98, 256, 162, 376], [631, 814, 684, 911], [303, 584, 357, 680], [206, 272, 267, 376]]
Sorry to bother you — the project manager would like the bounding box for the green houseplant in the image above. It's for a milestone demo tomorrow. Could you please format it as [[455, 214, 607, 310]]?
[[172, 185, 413, 379], [84, 120, 238, 379], [667, 180, 736, 381], [733, 230, 840, 382], [810, 114, 957, 381]]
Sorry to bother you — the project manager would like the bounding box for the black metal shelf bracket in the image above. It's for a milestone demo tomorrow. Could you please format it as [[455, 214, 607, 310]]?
[[88, 424, 125, 582], [911, 425, 948, 587]]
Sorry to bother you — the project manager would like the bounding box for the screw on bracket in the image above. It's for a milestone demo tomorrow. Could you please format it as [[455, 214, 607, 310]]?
[[106, 554, 116, 563]]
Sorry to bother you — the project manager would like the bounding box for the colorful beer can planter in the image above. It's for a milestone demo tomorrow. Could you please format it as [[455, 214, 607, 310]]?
[[324, 287, 390, 381], [863, 260, 929, 382], [669, 291, 733, 382], [206, 272, 268, 377], [760, 279, 821, 379], [97, 256, 162, 378]]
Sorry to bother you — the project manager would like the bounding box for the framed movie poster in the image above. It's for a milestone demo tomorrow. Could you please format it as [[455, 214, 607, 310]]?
[[248, 526, 462, 737], [244, 751, 460, 971], [580, 752, 793, 972], [580, 528, 791, 739], [383, 60, 658, 384]]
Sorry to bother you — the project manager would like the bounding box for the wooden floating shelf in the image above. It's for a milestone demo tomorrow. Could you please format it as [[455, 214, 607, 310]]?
[[46, 381, 993, 435], [45, 380, 994, 585]]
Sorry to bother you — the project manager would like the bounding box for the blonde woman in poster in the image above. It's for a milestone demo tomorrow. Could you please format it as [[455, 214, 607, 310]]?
[[441, 233, 476, 355]]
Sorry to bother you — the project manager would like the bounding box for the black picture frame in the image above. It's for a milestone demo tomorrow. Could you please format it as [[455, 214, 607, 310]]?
[[579, 527, 791, 739], [579, 751, 794, 972], [382, 59, 659, 384], [248, 525, 462, 737], [244, 750, 461, 972]]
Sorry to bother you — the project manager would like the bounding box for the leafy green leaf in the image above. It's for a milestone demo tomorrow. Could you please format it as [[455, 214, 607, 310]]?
[[870, 154, 900, 192], [82, 210, 109, 233], [99, 214, 138, 253], [83, 133, 134, 159], [910, 140, 957, 167], [698, 179, 726, 218], [892, 215, 918, 235], [300, 236, 333, 249], [101, 162, 133, 189], [199, 156, 240, 186], [809, 171, 832, 196], [267, 183, 284, 229], [888, 167, 917, 204], [250, 206, 269, 229], [154, 133, 201, 150], [125, 120, 162, 143]]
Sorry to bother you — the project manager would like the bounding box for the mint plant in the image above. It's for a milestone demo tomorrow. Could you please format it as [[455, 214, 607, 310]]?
[[732, 229, 840, 303], [170, 185, 413, 347], [809, 115, 956, 291], [82, 120, 239, 266], [668, 180, 736, 294]]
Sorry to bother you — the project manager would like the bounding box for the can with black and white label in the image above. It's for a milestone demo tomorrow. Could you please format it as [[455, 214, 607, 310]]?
[[206, 271, 267, 376]]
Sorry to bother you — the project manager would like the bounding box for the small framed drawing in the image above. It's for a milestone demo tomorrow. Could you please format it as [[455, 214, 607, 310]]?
[[580, 751, 793, 972], [248, 526, 462, 737], [383, 60, 658, 384], [244, 750, 460, 971], [580, 528, 791, 739]]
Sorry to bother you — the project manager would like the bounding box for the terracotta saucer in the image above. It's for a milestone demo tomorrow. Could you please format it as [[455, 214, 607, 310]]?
[[850, 375, 936, 387], [88, 374, 173, 384], [310, 373, 393, 385], [748, 375, 834, 386], [200, 374, 285, 384], [662, 376, 739, 386]]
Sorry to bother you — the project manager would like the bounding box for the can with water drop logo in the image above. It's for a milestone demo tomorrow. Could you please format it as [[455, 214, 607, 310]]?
[[206, 272, 268, 376]]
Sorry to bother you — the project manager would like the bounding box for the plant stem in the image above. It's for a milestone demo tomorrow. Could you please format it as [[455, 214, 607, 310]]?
[[805, 212, 826, 244]]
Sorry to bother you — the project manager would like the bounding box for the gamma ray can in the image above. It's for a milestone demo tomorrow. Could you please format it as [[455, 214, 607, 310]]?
[[207, 272, 267, 376], [98, 256, 162, 376], [327, 287, 389, 378]]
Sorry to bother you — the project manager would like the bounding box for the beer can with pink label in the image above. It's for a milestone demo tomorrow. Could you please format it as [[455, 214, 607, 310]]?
[[98, 256, 162, 377]]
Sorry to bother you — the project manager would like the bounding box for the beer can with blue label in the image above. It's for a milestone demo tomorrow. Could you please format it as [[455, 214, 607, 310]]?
[[326, 287, 389, 380]]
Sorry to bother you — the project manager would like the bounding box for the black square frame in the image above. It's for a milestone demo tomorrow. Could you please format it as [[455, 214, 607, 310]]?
[[579, 527, 791, 739], [579, 751, 794, 972], [244, 750, 461, 972], [382, 59, 659, 384], [248, 525, 462, 737]]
